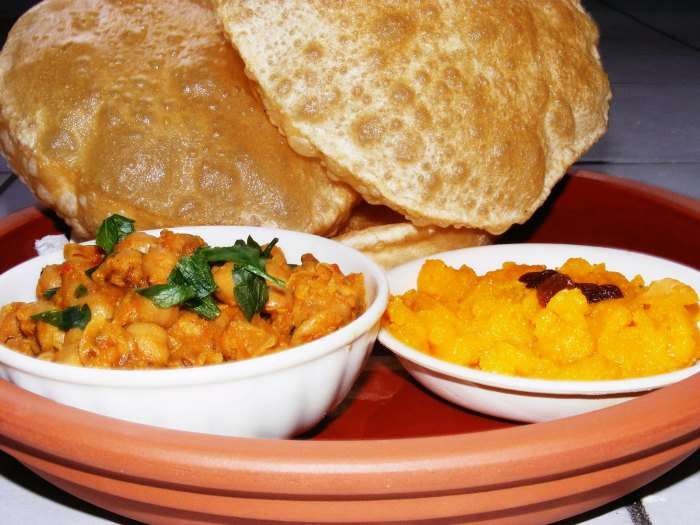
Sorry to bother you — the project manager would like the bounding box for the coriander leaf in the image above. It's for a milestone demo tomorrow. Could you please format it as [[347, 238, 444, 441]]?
[[96, 214, 135, 255], [74, 284, 88, 298], [260, 238, 278, 258], [197, 244, 262, 267], [246, 235, 261, 251], [239, 263, 286, 288], [85, 265, 99, 279], [173, 252, 216, 299], [31, 304, 91, 331], [196, 238, 285, 287], [233, 267, 268, 321], [185, 295, 220, 320], [137, 283, 195, 308], [42, 287, 60, 299], [166, 265, 187, 287]]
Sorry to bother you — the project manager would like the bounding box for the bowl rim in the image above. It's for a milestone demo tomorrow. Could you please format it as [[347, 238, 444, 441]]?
[[378, 243, 700, 396], [0, 225, 389, 387]]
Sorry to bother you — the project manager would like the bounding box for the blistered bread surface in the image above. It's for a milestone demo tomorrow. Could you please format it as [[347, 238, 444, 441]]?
[[215, 0, 610, 234], [0, 0, 356, 238]]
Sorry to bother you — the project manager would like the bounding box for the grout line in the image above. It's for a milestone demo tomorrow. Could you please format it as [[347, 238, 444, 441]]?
[[596, 0, 700, 53], [627, 500, 654, 525], [0, 173, 15, 195]]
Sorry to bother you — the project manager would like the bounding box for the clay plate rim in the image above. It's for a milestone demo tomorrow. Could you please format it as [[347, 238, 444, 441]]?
[[0, 171, 699, 499], [3, 362, 699, 497]]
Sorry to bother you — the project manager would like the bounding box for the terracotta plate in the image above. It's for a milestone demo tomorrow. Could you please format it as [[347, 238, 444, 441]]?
[[1, 170, 699, 524]]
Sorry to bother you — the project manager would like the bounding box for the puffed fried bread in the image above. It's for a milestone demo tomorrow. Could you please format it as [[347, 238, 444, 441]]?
[[214, 0, 610, 234], [0, 0, 356, 239], [334, 202, 492, 269]]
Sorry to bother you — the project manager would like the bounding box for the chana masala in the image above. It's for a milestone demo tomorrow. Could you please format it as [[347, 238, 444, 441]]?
[[0, 216, 365, 368], [385, 258, 700, 380]]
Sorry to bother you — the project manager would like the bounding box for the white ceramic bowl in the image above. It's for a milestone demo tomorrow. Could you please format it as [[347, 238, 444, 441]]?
[[0, 226, 388, 438], [378, 243, 700, 423]]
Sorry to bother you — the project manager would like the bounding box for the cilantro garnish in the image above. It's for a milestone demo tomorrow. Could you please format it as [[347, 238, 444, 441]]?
[[31, 304, 91, 331], [138, 236, 284, 321], [185, 295, 220, 321], [74, 284, 88, 298], [234, 266, 269, 321], [42, 287, 60, 299], [96, 214, 135, 255]]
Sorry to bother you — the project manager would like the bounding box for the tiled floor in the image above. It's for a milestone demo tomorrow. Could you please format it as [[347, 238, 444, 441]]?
[[0, 1, 698, 524]]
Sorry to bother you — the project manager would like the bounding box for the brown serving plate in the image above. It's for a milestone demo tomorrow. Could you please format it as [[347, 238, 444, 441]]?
[[1, 170, 699, 524]]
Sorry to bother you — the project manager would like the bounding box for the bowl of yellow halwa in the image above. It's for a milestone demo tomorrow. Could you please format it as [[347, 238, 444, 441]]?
[[378, 244, 700, 422], [0, 220, 388, 438]]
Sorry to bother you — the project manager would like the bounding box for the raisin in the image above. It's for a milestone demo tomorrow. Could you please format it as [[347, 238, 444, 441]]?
[[536, 272, 575, 307], [520, 268, 624, 307], [577, 283, 623, 303], [518, 269, 559, 289], [574, 282, 599, 298]]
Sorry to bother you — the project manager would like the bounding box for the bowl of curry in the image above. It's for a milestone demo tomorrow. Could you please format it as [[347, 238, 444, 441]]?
[[379, 243, 700, 422], [0, 216, 389, 437]]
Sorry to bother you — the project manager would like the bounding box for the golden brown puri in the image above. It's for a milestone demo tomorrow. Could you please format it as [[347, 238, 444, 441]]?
[[334, 202, 492, 269], [214, 0, 610, 234], [0, 0, 356, 239]]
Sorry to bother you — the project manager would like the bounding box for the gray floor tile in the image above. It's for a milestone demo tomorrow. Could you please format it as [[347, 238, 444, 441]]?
[[0, 177, 36, 216], [600, 0, 700, 49], [638, 452, 700, 525], [582, 83, 700, 163], [585, 0, 700, 85], [573, 508, 635, 525]]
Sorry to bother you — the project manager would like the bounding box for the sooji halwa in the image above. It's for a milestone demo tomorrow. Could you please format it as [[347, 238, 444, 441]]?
[[386, 258, 700, 380], [0, 216, 365, 368]]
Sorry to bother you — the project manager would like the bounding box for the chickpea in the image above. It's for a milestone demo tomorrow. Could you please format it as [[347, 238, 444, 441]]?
[[36, 321, 65, 354], [0, 303, 22, 342], [114, 291, 179, 328], [63, 243, 102, 270], [212, 262, 236, 306], [299, 253, 319, 270], [15, 301, 53, 338], [93, 248, 146, 288], [58, 269, 92, 308], [265, 247, 293, 281], [115, 232, 158, 254], [126, 322, 169, 367], [85, 286, 125, 321], [158, 230, 205, 257], [36, 264, 62, 300], [167, 311, 216, 365], [79, 319, 136, 367], [3, 336, 39, 356], [264, 288, 292, 314], [143, 246, 178, 285], [55, 328, 82, 366], [219, 320, 277, 360]]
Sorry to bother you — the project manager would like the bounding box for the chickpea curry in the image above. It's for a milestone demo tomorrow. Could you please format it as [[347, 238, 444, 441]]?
[[0, 215, 365, 368], [386, 258, 700, 380]]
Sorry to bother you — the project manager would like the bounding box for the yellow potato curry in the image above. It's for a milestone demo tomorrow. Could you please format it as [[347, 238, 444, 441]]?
[[385, 258, 700, 380], [0, 216, 365, 368]]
